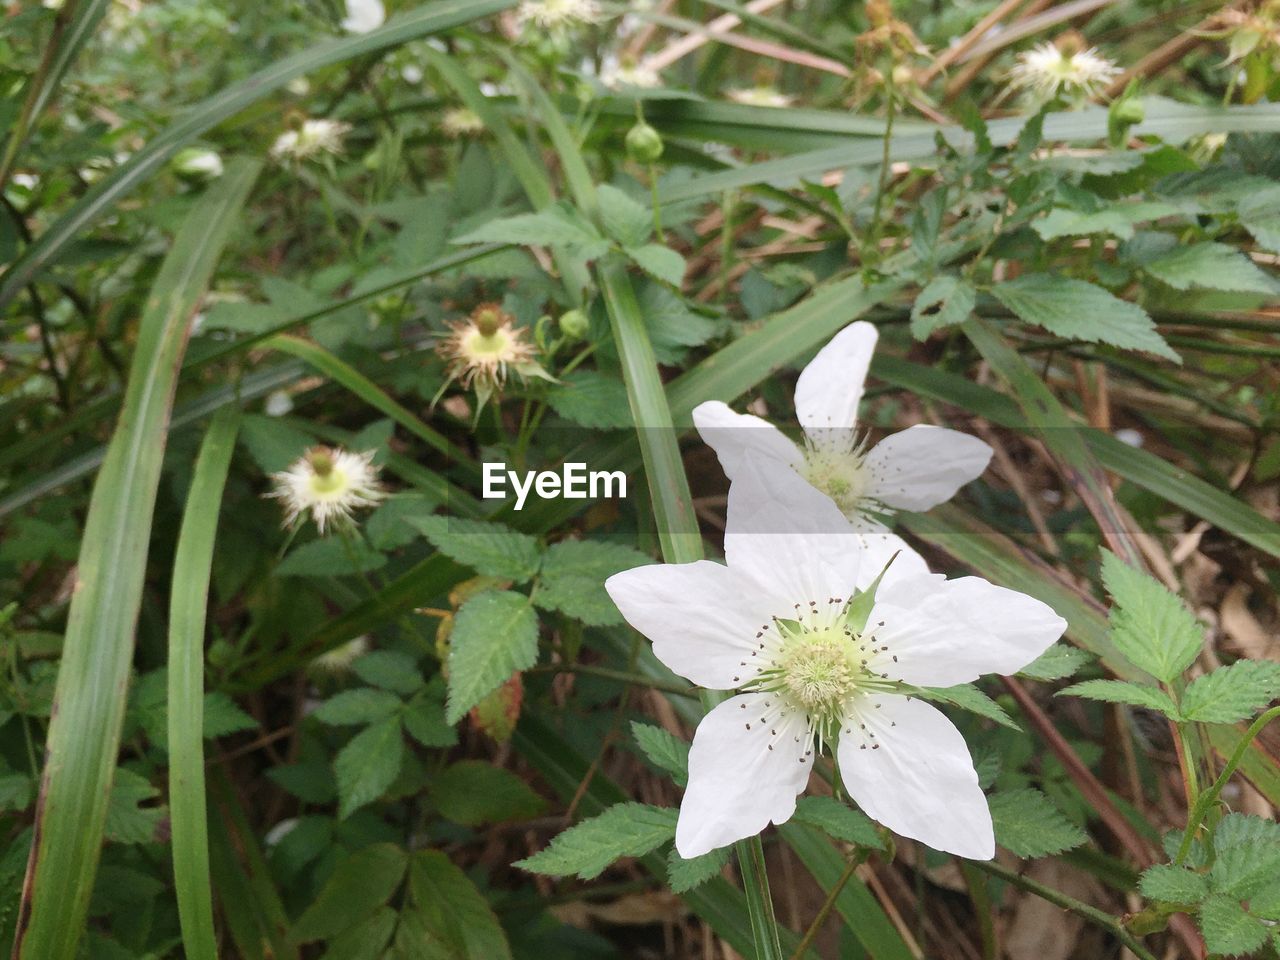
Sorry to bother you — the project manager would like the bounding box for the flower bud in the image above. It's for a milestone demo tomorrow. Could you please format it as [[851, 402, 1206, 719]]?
[[558, 308, 589, 340], [625, 121, 664, 163], [172, 147, 224, 181]]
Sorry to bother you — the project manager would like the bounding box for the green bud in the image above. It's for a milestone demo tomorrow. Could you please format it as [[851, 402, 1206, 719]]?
[[625, 121, 664, 163], [207, 638, 236, 668], [558, 308, 589, 340]]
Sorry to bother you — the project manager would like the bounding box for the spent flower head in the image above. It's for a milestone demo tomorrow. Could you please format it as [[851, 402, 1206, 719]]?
[[1009, 40, 1120, 103], [437, 303, 549, 410], [441, 107, 485, 138], [270, 118, 351, 163], [606, 463, 1066, 858], [600, 60, 662, 90], [268, 446, 383, 533], [726, 86, 794, 108], [516, 0, 602, 33], [694, 321, 993, 531]]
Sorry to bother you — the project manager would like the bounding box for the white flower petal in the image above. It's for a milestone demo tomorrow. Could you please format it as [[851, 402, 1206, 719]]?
[[863, 425, 993, 511], [837, 695, 993, 859], [676, 692, 812, 857], [851, 532, 930, 593], [870, 575, 1068, 687], [723, 458, 863, 607], [605, 561, 779, 689], [794, 321, 878, 437], [693, 401, 802, 482]]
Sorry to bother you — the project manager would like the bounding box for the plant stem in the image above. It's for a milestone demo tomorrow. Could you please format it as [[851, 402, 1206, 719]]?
[[528, 663, 697, 698], [787, 854, 861, 960], [968, 860, 1158, 960]]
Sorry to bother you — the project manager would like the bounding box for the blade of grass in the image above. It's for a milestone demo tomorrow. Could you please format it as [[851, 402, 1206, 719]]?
[[13, 158, 261, 960], [0, 0, 515, 308], [168, 408, 240, 960]]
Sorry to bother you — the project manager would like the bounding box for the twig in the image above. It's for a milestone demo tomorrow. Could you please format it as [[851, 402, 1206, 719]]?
[[787, 854, 862, 960]]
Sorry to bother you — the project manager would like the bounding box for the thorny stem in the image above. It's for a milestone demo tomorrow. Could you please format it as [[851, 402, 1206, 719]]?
[[1175, 705, 1280, 865], [969, 860, 1158, 960], [787, 853, 863, 960]]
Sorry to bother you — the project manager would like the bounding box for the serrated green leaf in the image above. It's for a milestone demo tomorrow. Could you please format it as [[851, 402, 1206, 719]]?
[[0, 773, 32, 814], [535, 540, 651, 626], [1209, 814, 1280, 899], [410, 516, 542, 582], [628, 244, 686, 286], [407, 850, 512, 960], [289, 843, 407, 944], [334, 717, 405, 819], [429, 760, 546, 826], [202, 691, 258, 738], [1140, 864, 1209, 905], [104, 768, 166, 845], [1018, 644, 1092, 681], [630, 721, 689, 786], [910, 275, 974, 338], [1032, 201, 1181, 241], [352, 650, 423, 695], [1198, 893, 1268, 957], [990, 273, 1179, 361], [1058, 679, 1180, 717], [544, 370, 633, 429], [638, 283, 717, 364], [277, 537, 387, 577], [792, 796, 885, 849], [319, 906, 397, 960], [403, 686, 457, 748], [667, 845, 731, 893], [452, 205, 609, 259], [366, 494, 441, 550], [988, 788, 1087, 858], [918, 684, 1020, 730], [1144, 242, 1276, 294], [446, 590, 539, 723], [598, 184, 652, 248], [1101, 550, 1204, 683], [313, 688, 403, 726], [515, 803, 678, 880], [1180, 660, 1280, 724]]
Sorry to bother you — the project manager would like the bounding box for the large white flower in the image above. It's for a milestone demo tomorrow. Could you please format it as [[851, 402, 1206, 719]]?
[[605, 463, 1066, 860], [693, 321, 992, 530], [342, 0, 385, 33]]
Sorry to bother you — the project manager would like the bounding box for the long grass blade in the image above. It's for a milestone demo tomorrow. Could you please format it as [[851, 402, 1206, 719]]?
[[168, 407, 240, 960], [13, 158, 261, 960]]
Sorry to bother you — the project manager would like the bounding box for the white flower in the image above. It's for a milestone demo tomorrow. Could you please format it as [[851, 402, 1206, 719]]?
[[1009, 42, 1120, 102], [606, 463, 1067, 859], [600, 61, 661, 90], [694, 321, 993, 530], [342, 0, 385, 33], [441, 107, 485, 138], [270, 119, 351, 163], [516, 0, 602, 32], [172, 147, 224, 180], [267, 447, 384, 533], [726, 86, 794, 108], [308, 635, 370, 674]]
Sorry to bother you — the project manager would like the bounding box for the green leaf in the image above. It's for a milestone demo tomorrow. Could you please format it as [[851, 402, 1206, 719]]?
[[910, 275, 974, 338], [792, 796, 884, 849], [515, 803, 678, 880], [990, 273, 1179, 361], [366, 494, 441, 551], [276, 537, 387, 577], [352, 651, 423, 695], [630, 721, 690, 786], [406, 850, 512, 960], [667, 846, 732, 893], [429, 760, 546, 826], [1101, 550, 1204, 684], [313, 689, 403, 727], [628, 244, 686, 286], [918, 684, 1020, 730], [1018, 644, 1092, 681], [402, 685, 457, 748], [1032, 201, 1181, 241], [445, 590, 539, 724], [1209, 814, 1280, 899], [988, 788, 1087, 858], [202, 691, 258, 738], [544, 370, 633, 429], [598, 184, 652, 248], [0, 773, 32, 813], [104, 768, 166, 845], [1058, 679, 1180, 718], [534, 540, 651, 626], [410, 516, 542, 582], [1139, 864, 1209, 905], [319, 906, 397, 960], [1198, 893, 1268, 957], [1143, 242, 1276, 294], [334, 718, 405, 819], [289, 843, 407, 944], [452, 205, 609, 259], [637, 283, 718, 364], [1180, 660, 1280, 724]]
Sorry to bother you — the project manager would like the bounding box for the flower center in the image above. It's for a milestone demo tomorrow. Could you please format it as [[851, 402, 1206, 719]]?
[[776, 628, 861, 710], [465, 327, 513, 361], [308, 467, 348, 498], [801, 448, 869, 515]]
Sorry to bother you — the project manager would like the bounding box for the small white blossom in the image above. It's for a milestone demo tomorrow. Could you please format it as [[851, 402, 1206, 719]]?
[[726, 86, 794, 108], [1009, 42, 1120, 102], [694, 321, 993, 530], [600, 61, 661, 90], [516, 0, 602, 33], [606, 464, 1066, 859], [309, 635, 370, 674], [270, 119, 351, 163], [342, 0, 385, 33], [267, 447, 384, 533], [441, 107, 485, 138], [172, 147, 224, 180]]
